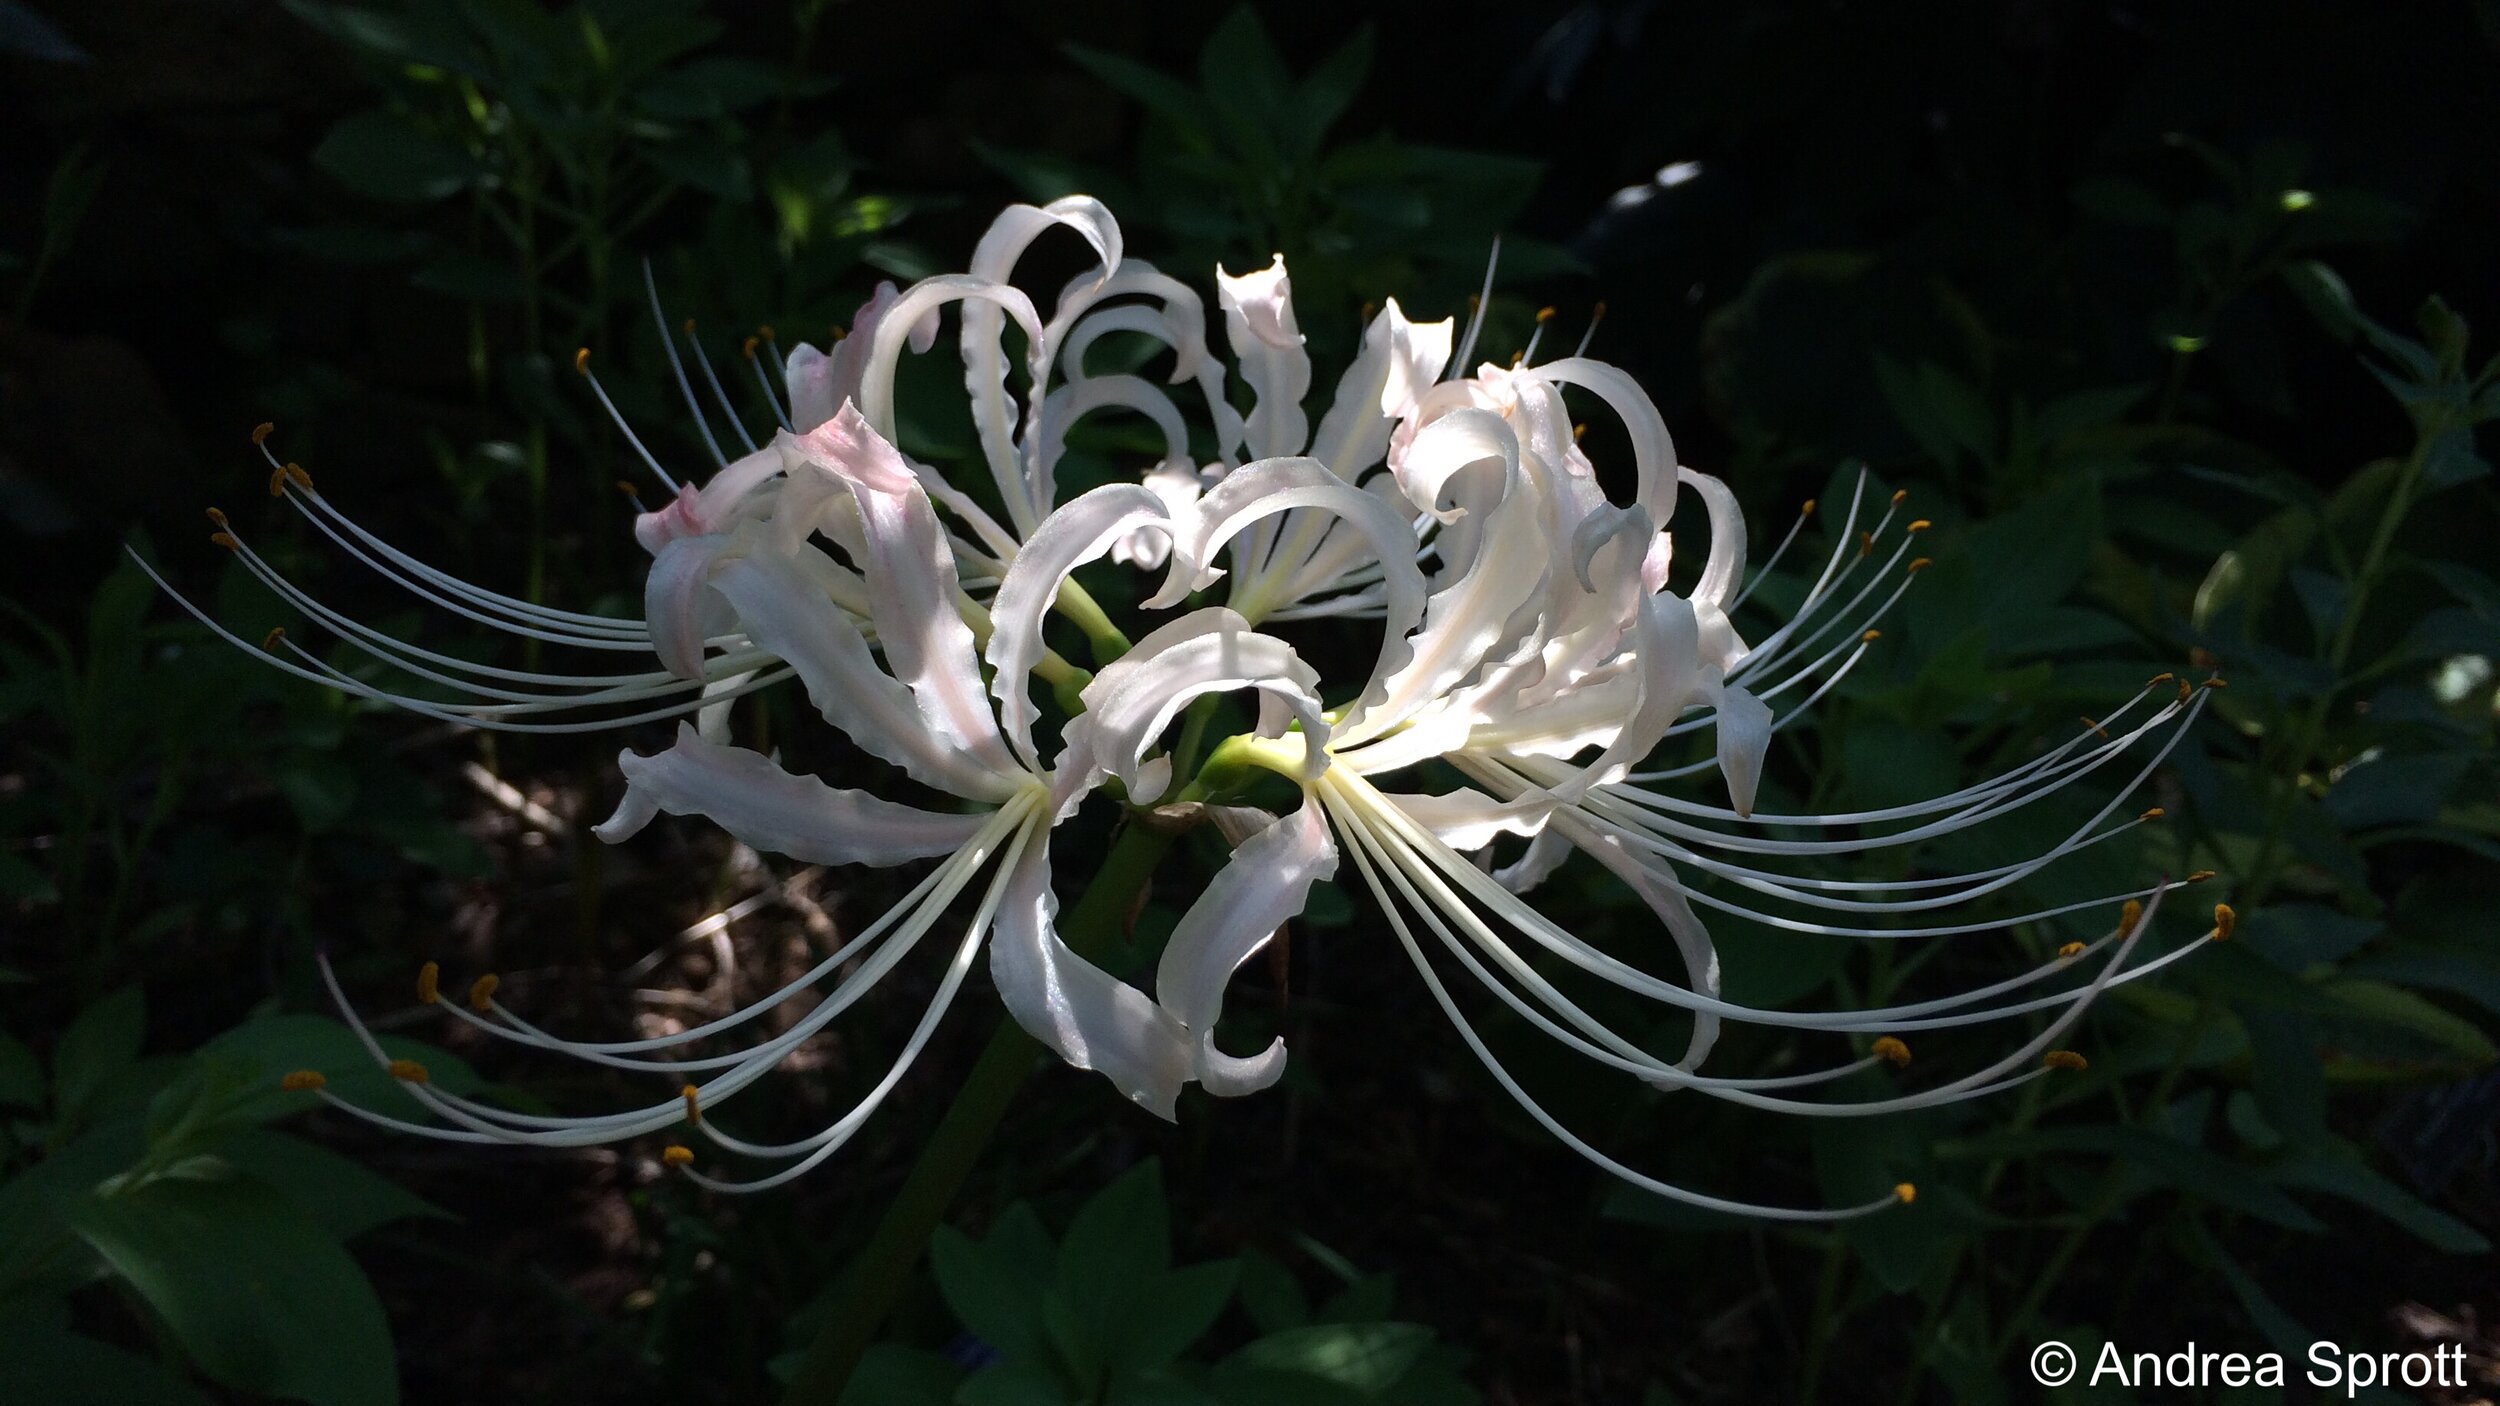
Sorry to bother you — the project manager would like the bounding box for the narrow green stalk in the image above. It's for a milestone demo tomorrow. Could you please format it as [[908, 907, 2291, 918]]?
[[2239, 423, 2437, 904], [1051, 581, 1132, 666], [776, 818, 1178, 1405]]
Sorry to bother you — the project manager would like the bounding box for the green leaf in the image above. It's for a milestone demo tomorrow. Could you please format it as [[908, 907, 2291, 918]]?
[[930, 1204, 1056, 1363], [0, 1030, 43, 1108], [0, 1317, 219, 1406], [1063, 45, 1207, 132], [311, 109, 478, 203], [1226, 1322, 1430, 1394], [1115, 1260, 1239, 1369], [218, 1130, 449, 1241], [833, 1344, 960, 1406], [2273, 1147, 2488, 1253], [69, 1169, 397, 1406], [958, 1360, 1074, 1406], [53, 986, 144, 1127], [1234, 1250, 1310, 1334], [1946, 1125, 2323, 1231]]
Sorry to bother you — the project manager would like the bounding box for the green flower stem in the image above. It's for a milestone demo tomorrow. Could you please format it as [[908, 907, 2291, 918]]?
[[776, 817, 1177, 1405], [1052, 580, 1133, 666]]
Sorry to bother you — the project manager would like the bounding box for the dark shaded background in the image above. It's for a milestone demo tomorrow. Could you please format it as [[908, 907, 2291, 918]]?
[[5, 2, 2498, 1404]]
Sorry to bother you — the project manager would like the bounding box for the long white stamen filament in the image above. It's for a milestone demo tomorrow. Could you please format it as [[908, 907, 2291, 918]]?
[[1332, 776, 2155, 1118], [683, 322, 761, 454], [1330, 779, 1903, 1223], [578, 357, 682, 494], [305, 796, 1036, 1159], [645, 262, 729, 471]]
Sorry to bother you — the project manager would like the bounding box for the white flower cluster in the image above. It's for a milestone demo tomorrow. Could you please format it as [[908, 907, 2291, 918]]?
[[152, 199, 2225, 1218]]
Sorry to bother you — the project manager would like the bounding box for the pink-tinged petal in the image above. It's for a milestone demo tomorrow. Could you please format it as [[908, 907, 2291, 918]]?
[[1154, 798, 1336, 1096], [644, 533, 732, 680], [633, 441, 790, 556], [599, 722, 993, 866], [1216, 256, 1311, 461], [990, 827, 1195, 1120], [788, 406, 1023, 778], [710, 548, 1023, 802], [984, 482, 1171, 767], [1308, 298, 1453, 479], [783, 340, 839, 433], [634, 485, 706, 555]]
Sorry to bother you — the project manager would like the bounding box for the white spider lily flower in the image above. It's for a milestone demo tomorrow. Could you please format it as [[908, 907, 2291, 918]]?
[[153, 197, 2226, 1221], [280, 411, 1337, 1191], [1090, 288, 2226, 1219]]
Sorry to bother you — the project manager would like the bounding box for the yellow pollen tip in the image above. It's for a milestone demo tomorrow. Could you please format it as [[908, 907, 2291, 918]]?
[[2146, 672, 2175, 687], [2057, 941, 2086, 959], [1907, 518, 1932, 533], [1906, 556, 1933, 574], [681, 1084, 701, 1122], [616, 480, 639, 499], [250, 421, 276, 445], [2187, 869, 2216, 883], [2081, 716, 2109, 737], [2200, 676, 2227, 689], [574, 347, 591, 374], [2043, 1050, 2089, 1072], [1894, 1182, 1917, 1205], [279, 1069, 326, 1092], [1360, 301, 1376, 322], [2121, 897, 2144, 928], [260, 627, 285, 651], [205, 507, 228, 526], [757, 323, 775, 340], [387, 1059, 430, 1084], [1572, 422, 1588, 441], [1858, 530, 1874, 556], [2138, 806, 2165, 822], [1861, 629, 1882, 642], [2211, 903, 2236, 941], [661, 1145, 695, 1167], [829, 323, 846, 343], [416, 961, 440, 1005], [1466, 294, 1481, 312], [1800, 497, 1817, 517], [741, 335, 759, 359], [210, 531, 240, 551], [1889, 488, 1908, 505], [1590, 300, 1607, 322], [468, 973, 500, 1011], [267, 466, 289, 497], [285, 463, 313, 491], [681, 317, 696, 335], [1871, 1036, 1911, 1066], [1535, 305, 1558, 323], [2178, 680, 2194, 702]]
